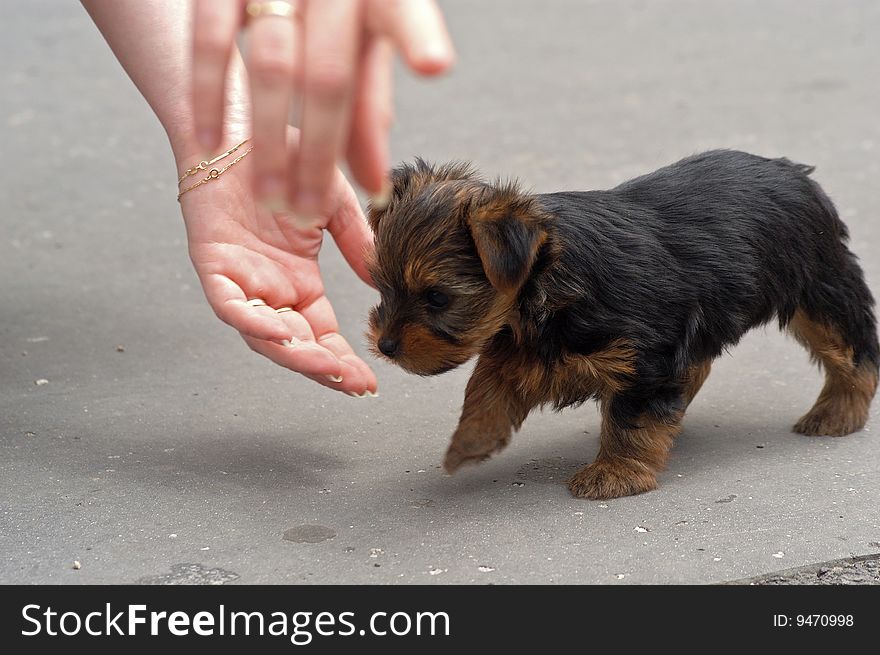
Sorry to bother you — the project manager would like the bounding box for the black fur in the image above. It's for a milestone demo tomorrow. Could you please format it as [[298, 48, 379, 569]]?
[[515, 149, 878, 426]]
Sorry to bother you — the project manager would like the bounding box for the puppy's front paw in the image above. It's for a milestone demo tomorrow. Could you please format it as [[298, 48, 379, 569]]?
[[442, 430, 511, 474], [568, 458, 658, 500], [443, 446, 490, 473]]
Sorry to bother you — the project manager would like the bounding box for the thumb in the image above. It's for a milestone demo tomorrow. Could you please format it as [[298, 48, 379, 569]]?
[[326, 177, 375, 288]]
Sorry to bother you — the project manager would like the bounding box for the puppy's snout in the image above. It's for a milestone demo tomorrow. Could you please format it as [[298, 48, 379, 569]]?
[[377, 337, 399, 358]]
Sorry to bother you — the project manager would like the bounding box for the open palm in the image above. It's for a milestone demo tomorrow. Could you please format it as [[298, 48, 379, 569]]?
[[179, 134, 377, 396]]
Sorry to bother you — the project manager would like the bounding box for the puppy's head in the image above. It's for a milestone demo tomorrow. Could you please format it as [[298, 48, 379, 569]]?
[[366, 159, 548, 375]]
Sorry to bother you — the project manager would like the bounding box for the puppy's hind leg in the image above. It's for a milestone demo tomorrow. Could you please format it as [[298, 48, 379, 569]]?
[[788, 309, 878, 436]]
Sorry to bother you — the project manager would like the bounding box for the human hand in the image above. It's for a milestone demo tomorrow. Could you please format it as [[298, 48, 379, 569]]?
[[178, 128, 378, 396], [191, 0, 454, 213]]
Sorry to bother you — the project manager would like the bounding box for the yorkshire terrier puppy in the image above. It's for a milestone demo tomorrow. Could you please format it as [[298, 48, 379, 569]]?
[[366, 150, 879, 499]]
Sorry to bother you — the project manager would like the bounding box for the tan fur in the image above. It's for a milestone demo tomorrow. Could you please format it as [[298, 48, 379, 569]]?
[[394, 324, 473, 375], [788, 310, 878, 436], [682, 360, 712, 407], [568, 401, 683, 500], [444, 342, 639, 473]]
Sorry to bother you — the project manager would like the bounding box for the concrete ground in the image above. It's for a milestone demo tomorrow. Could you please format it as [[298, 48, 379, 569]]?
[[2, 0, 879, 584]]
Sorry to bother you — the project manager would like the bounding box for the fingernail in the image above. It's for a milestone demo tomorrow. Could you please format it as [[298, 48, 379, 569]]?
[[365, 390, 379, 398], [370, 180, 392, 210], [326, 375, 343, 383], [197, 128, 219, 150]]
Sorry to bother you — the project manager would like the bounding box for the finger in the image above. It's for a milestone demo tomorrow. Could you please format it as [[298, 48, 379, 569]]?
[[317, 334, 378, 394], [326, 176, 375, 287], [273, 305, 317, 342], [242, 334, 344, 378], [246, 0, 300, 206], [346, 37, 393, 198], [367, 0, 455, 76], [291, 0, 362, 216], [274, 299, 371, 391], [300, 296, 378, 393], [192, 0, 240, 151], [200, 272, 293, 342]]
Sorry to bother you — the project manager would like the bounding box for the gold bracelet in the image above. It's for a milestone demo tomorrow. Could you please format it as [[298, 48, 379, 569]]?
[[177, 138, 251, 184], [177, 146, 254, 201]]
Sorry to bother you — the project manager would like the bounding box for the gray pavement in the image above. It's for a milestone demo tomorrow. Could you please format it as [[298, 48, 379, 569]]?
[[1, 0, 879, 584]]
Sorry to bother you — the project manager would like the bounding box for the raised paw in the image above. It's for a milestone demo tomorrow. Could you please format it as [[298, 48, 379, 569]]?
[[568, 457, 658, 500], [443, 447, 490, 473], [443, 432, 510, 474]]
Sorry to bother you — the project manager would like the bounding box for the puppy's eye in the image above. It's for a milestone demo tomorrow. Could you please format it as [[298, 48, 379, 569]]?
[[426, 289, 449, 309]]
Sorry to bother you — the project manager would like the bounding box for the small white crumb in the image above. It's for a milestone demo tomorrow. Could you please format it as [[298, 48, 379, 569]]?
[[200, 546, 210, 551], [512, 482, 524, 487], [598, 504, 608, 509], [573, 511, 584, 516], [428, 567, 446, 576], [318, 488, 331, 494], [634, 526, 649, 533], [34, 379, 49, 386], [168, 533, 177, 539], [369, 548, 384, 558], [615, 574, 625, 580], [72, 560, 81, 570], [416, 469, 426, 473], [772, 551, 785, 559], [477, 565, 495, 573], [713, 557, 722, 562]]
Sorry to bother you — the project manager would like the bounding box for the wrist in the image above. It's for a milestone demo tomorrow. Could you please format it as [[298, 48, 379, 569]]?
[[168, 119, 250, 175], [167, 58, 252, 169]]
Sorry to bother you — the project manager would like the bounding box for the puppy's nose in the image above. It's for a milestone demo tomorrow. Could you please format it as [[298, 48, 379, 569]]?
[[377, 338, 399, 357]]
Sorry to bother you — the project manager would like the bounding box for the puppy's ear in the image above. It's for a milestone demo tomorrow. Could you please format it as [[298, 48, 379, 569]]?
[[465, 183, 546, 293]]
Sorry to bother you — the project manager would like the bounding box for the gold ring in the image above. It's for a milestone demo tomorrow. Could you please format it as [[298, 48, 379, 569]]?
[[246, 298, 268, 307], [276, 307, 294, 314], [246, 1, 297, 21]]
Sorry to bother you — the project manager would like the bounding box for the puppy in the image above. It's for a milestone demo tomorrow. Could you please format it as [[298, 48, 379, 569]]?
[[366, 150, 879, 499]]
